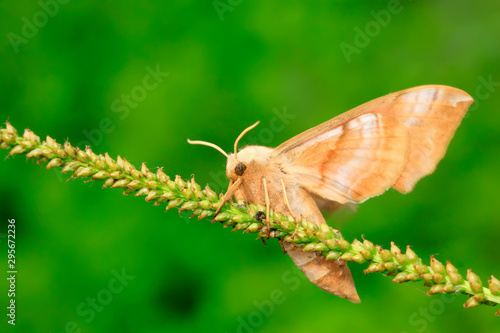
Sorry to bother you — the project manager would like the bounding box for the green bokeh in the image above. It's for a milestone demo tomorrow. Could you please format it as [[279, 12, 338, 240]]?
[[1, 1, 500, 332]]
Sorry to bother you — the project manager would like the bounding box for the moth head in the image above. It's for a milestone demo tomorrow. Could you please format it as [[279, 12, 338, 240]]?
[[187, 121, 263, 181], [225, 146, 273, 180]]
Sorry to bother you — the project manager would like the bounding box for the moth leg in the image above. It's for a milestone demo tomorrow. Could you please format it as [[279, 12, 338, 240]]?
[[213, 178, 242, 220], [261, 177, 271, 239], [280, 179, 301, 238]]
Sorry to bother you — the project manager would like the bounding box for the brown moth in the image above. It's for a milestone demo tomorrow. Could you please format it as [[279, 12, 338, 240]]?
[[188, 85, 474, 303]]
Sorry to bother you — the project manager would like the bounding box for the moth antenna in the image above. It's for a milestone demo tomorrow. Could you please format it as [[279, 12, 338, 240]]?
[[187, 139, 229, 158], [234, 121, 260, 159]]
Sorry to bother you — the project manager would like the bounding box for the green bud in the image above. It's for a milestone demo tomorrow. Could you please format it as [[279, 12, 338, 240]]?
[[26, 148, 43, 158], [234, 222, 249, 231], [339, 252, 353, 261], [467, 269, 483, 292], [363, 238, 374, 251], [5, 123, 17, 136], [214, 212, 230, 222], [175, 175, 187, 188], [77, 149, 87, 161], [405, 246, 418, 263], [154, 196, 167, 205], [464, 294, 483, 308], [352, 239, 363, 248], [198, 200, 211, 210], [427, 284, 444, 295], [76, 167, 94, 178], [146, 190, 160, 202], [204, 186, 218, 201], [393, 272, 407, 283], [336, 239, 351, 251], [246, 223, 261, 233], [182, 189, 193, 199], [303, 243, 317, 252], [95, 158, 106, 170], [127, 180, 142, 189], [122, 158, 134, 173], [326, 251, 342, 261], [104, 153, 118, 171], [64, 142, 77, 156], [379, 249, 392, 262], [448, 271, 463, 285], [166, 199, 182, 210], [110, 171, 122, 179], [382, 262, 396, 271], [46, 158, 63, 169], [123, 188, 135, 195], [364, 263, 380, 274], [161, 191, 175, 200], [157, 168, 169, 183], [443, 283, 454, 293], [167, 180, 176, 190], [191, 208, 202, 216], [103, 178, 115, 188], [112, 179, 130, 188], [406, 273, 419, 281], [231, 215, 245, 224], [180, 201, 197, 211], [135, 188, 149, 197], [2, 133, 16, 144], [41, 148, 54, 158], [93, 171, 109, 180], [421, 273, 433, 283], [430, 256, 445, 274], [147, 180, 158, 190], [131, 170, 142, 179], [9, 146, 26, 156], [489, 276, 500, 295], [324, 239, 337, 250], [0, 142, 10, 149], [360, 250, 372, 260], [116, 155, 124, 169], [198, 210, 213, 220], [350, 253, 365, 264], [432, 274, 444, 284], [55, 149, 68, 158]]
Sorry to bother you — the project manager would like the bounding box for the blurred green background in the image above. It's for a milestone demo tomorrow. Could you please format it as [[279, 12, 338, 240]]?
[[1, 1, 500, 332]]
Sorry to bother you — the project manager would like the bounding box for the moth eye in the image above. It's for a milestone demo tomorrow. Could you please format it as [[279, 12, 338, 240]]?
[[234, 162, 247, 176]]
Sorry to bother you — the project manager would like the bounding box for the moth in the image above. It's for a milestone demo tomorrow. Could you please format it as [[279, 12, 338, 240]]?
[[188, 85, 474, 303]]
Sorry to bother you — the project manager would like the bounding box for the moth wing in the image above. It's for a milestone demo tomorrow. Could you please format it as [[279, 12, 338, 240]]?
[[273, 85, 473, 203], [275, 112, 410, 203]]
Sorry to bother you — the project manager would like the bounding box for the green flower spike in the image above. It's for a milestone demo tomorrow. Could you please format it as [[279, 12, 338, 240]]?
[[2, 122, 500, 315]]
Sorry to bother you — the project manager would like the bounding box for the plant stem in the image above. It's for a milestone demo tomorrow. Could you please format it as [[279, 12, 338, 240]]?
[[1, 122, 499, 315]]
